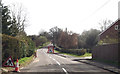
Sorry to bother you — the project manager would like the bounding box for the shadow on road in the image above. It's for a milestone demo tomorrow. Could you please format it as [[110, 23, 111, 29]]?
[[72, 59, 92, 61]]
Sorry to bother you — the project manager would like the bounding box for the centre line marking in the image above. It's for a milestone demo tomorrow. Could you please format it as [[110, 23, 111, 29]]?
[[51, 58, 61, 65], [56, 61, 61, 65], [62, 68, 68, 74]]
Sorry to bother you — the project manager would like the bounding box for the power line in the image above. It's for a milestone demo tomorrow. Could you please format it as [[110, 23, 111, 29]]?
[[81, 0, 112, 23], [91, 0, 111, 16]]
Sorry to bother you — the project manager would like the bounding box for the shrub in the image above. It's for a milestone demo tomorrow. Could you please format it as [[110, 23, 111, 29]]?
[[86, 49, 92, 53], [2, 34, 35, 63], [59, 48, 86, 56]]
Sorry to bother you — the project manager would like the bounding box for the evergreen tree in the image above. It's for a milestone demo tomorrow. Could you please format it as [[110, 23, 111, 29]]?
[[2, 4, 12, 35], [9, 16, 19, 36]]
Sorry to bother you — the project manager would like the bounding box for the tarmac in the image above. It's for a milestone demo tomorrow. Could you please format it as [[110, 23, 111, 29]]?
[[56, 53, 120, 74], [1, 52, 120, 74]]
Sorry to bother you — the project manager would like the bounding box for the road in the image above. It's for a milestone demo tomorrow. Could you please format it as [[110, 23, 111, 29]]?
[[21, 48, 114, 74]]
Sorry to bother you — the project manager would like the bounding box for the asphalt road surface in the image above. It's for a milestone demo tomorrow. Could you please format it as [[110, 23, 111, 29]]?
[[21, 48, 115, 74]]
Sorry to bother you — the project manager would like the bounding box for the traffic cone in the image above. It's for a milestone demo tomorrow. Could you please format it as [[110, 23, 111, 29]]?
[[15, 59, 20, 72]]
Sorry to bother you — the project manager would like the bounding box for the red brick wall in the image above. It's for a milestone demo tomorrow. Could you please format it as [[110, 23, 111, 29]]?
[[99, 20, 119, 40]]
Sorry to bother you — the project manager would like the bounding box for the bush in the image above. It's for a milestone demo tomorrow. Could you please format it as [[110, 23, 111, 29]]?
[[60, 48, 86, 56], [27, 39, 36, 57], [1, 34, 35, 63], [86, 49, 92, 53], [54, 45, 87, 56]]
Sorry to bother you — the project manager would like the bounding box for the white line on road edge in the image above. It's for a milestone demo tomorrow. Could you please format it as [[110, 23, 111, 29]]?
[[62, 68, 68, 74]]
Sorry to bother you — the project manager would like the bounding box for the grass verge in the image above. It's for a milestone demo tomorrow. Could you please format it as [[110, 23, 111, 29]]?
[[15, 55, 34, 67], [54, 50, 92, 57]]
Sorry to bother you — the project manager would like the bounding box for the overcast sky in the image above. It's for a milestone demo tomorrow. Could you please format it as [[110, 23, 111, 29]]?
[[2, 0, 119, 35]]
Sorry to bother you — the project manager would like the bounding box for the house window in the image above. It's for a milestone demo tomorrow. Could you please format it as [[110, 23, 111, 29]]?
[[115, 25, 118, 30]]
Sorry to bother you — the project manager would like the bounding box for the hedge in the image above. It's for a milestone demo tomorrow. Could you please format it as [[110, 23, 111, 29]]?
[[55, 46, 86, 56], [1, 34, 35, 63], [61, 49, 86, 55]]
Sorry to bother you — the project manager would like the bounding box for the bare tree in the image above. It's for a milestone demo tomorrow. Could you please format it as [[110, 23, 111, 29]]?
[[99, 19, 113, 32], [10, 3, 28, 33]]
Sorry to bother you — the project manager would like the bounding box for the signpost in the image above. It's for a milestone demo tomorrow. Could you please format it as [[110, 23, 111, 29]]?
[[2, 56, 15, 67]]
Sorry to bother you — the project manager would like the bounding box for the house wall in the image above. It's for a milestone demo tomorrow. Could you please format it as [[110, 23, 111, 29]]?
[[99, 20, 119, 41], [92, 43, 119, 63]]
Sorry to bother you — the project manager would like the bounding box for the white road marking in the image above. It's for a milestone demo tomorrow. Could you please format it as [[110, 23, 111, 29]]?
[[54, 54, 79, 64], [39, 49, 69, 74], [54, 54, 67, 60], [52, 58, 55, 61], [56, 61, 61, 65], [62, 68, 68, 74], [52, 58, 61, 65], [44, 51, 46, 54], [43, 50, 61, 66]]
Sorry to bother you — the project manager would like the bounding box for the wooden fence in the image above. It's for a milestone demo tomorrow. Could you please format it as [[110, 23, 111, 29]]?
[[92, 43, 120, 63]]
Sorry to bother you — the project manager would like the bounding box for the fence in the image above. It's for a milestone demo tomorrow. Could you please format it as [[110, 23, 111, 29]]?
[[92, 43, 120, 63]]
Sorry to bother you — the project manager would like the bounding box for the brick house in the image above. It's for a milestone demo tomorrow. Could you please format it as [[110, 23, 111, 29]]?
[[92, 19, 120, 64], [98, 19, 119, 44]]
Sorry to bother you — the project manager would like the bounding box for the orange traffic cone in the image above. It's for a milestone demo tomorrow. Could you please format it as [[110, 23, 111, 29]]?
[[15, 59, 20, 72]]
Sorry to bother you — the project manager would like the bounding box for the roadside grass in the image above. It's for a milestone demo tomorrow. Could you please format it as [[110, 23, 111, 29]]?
[[15, 55, 34, 67], [3, 55, 34, 71], [54, 50, 92, 57]]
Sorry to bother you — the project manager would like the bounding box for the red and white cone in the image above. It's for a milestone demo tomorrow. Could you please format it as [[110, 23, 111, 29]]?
[[15, 59, 20, 72]]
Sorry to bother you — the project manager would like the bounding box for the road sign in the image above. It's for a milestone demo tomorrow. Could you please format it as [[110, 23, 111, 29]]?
[[2, 56, 15, 67]]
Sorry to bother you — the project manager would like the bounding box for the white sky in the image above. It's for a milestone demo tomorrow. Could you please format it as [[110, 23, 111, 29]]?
[[2, 0, 119, 35]]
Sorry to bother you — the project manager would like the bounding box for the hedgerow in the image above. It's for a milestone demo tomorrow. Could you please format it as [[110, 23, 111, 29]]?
[[1, 34, 35, 63], [55, 46, 86, 56]]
